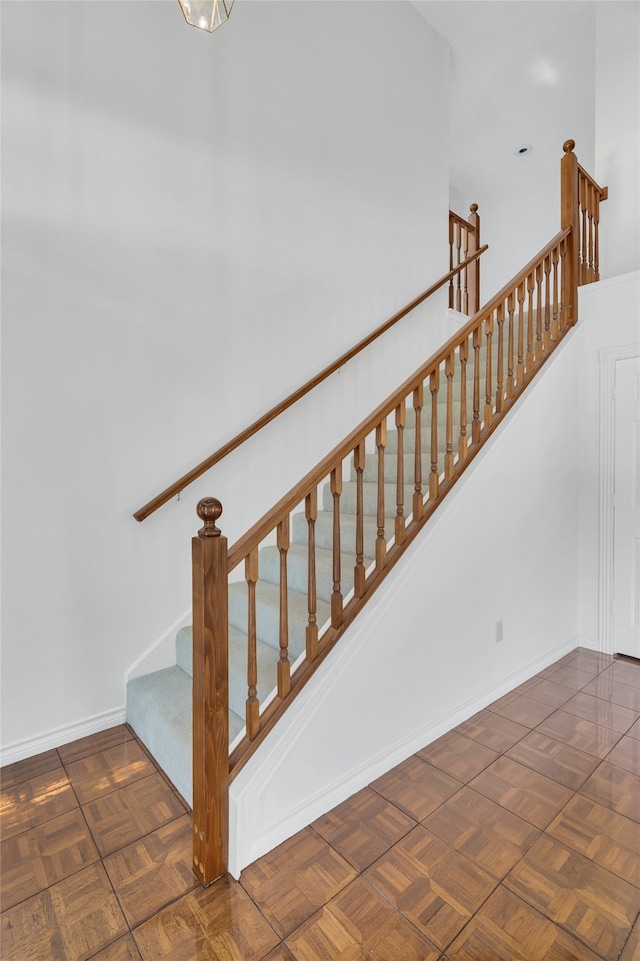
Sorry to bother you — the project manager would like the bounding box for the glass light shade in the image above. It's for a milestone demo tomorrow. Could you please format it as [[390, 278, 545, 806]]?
[[178, 0, 234, 32]]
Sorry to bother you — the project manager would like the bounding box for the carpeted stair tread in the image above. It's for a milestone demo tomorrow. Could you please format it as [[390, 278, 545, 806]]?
[[228, 579, 331, 656], [258, 543, 374, 602], [126, 665, 244, 807]]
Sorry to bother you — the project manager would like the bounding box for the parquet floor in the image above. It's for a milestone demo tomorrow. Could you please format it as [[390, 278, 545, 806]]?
[[2, 647, 640, 960]]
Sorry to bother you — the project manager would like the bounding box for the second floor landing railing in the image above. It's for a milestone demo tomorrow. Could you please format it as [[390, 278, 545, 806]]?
[[190, 140, 607, 884], [449, 204, 481, 316]]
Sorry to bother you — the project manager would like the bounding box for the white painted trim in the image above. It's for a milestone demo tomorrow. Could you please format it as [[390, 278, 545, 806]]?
[[0, 706, 127, 766], [228, 633, 577, 878], [598, 343, 640, 654]]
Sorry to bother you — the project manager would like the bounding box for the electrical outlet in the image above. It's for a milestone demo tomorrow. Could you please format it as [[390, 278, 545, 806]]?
[[495, 619, 504, 643]]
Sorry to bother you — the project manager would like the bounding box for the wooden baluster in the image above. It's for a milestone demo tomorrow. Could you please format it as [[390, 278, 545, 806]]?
[[535, 262, 544, 363], [559, 237, 568, 331], [580, 174, 588, 284], [376, 421, 387, 570], [459, 338, 469, 461], [467, 204, 480, 316], [461, 224, 469, 315], [516, 280, 526, 386], [395, 401, 406, 544], [561, 140, 579, 326], [484, 314, 494, 427], [277, 516, 290, 698], [429, 369, 440, 497], [506, 291, 516, 399], [330, 467, 343, 627], [495, 302, 505, 413], [354, 440, 366, 599], [448, 214, 455, 309], [543, 254, 552, 350], [192, 497, 228, 884], [305, 489, 318, 661], [455, 221, 462, 312], [472, 326, 481, 443], [594, 189, 601, 281], [551, 244, 560, 341], [245, 547, 259, 740], [588, 181, 595, 282], [413, 384, 424, 521], [444, 352, 455, 478], [526, 271, 535, 373]]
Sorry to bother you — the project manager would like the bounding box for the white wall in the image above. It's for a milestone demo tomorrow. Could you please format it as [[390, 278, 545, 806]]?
[[577, 271, 640, 648], [1, 2, 450, 758], [595, 1, 640, 279], [230, 330, 582, 876]]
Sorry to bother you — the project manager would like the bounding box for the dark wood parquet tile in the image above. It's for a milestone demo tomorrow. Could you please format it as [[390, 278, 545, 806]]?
[[0, 768, 78, 841], [487, 692, 556, 727], [1, 807, 99, 910], [311, 786, 415, 871], [629, 717, 640, 740], [561, 690, 639, 732], [103, 815, 197, 927], [504, 834, 640, 960], [447, 884, 605, 961], [422, 786, 539, 880], [505, 731, 600, 789], [556, 648, 614, 674], [580, 761, 640, 822], [65, 742, 156, 805], [239, 826, 357, 939], [607, 735, 640, 775], [0, 749, 63, 790], [454, 709, 529, 753], [619, 914, 640, 961], [537, 709, 624, 758], [605, 659, 640, 688], [133, 874, 280, 961], [370, 756, 462, 822], [82, 772, 186, 857], [514, 675, 576, 708], [469, 756, 573, 828], [364, 824, 497, 951], [583, 675, 640, 711], [536, 663, 596, 691], [547, 794, 640, 888], [57, 727, 134, 766], [285, 876, 442, 960], [88, 935, 143, 961], [416, 731, 499, 783], [0, 862, 128, 961]]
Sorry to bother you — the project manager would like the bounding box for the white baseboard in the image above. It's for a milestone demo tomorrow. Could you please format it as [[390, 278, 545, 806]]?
[[0, 706, 127, 767], [229, 635, 577, 878]]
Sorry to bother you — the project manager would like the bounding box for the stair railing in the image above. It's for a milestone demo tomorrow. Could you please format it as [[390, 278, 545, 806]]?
[[134, 237, 486, 522], [449, 204, 481, 315], [192, 140, 606, 884]]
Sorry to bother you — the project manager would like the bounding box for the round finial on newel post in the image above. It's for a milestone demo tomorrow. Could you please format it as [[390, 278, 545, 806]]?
[[563, 140, 576, 155], [196, 498, 223, 538], [470, 203, 478, 214]]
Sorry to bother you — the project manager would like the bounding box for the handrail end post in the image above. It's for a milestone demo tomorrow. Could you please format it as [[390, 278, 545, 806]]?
[[192, 497, 229, 884], [561, 140, 580, 326], [468, 203, 481, 315]]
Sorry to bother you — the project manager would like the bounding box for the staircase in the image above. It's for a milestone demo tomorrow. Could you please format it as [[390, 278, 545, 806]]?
[[126, 359, 477, 805]]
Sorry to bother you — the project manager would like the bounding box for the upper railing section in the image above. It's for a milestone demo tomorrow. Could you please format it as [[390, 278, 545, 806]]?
[[134, 238, 487, 522], [449, 205, 481, 316]]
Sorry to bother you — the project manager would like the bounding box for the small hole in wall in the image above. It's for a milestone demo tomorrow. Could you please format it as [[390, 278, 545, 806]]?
[[515, 144, 533, 156]]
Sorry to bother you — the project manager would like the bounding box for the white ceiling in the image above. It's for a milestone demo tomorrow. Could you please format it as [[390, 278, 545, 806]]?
[[411, 1, 597, 198]]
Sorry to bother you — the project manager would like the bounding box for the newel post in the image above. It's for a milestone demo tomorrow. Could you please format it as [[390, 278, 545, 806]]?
[[561, 140, 580, 326], [192, 497, 229, 885], [467, 203, 481, 315]]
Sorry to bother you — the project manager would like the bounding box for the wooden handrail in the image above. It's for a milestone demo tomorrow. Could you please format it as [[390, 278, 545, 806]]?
[[133, 244, 487, 522], [578, 162, 609, 201], [191, 141, 606, 884], [227, 229, 568, 573]]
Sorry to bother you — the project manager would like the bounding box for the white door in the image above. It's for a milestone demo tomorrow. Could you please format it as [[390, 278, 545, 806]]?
[[613, 355, 640, 657]]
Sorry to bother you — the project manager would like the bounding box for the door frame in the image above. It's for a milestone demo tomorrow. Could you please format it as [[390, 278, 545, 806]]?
[[599, 343, 640, 653]]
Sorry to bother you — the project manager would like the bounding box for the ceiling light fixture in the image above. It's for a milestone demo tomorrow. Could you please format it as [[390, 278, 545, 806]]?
[[515, 144, 533, 157], [178, 0, 234, 33]]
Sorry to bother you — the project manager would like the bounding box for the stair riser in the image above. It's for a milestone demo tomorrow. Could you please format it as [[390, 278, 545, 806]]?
[[258, 544, 373, 602], [228, 580, 330, 655]]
